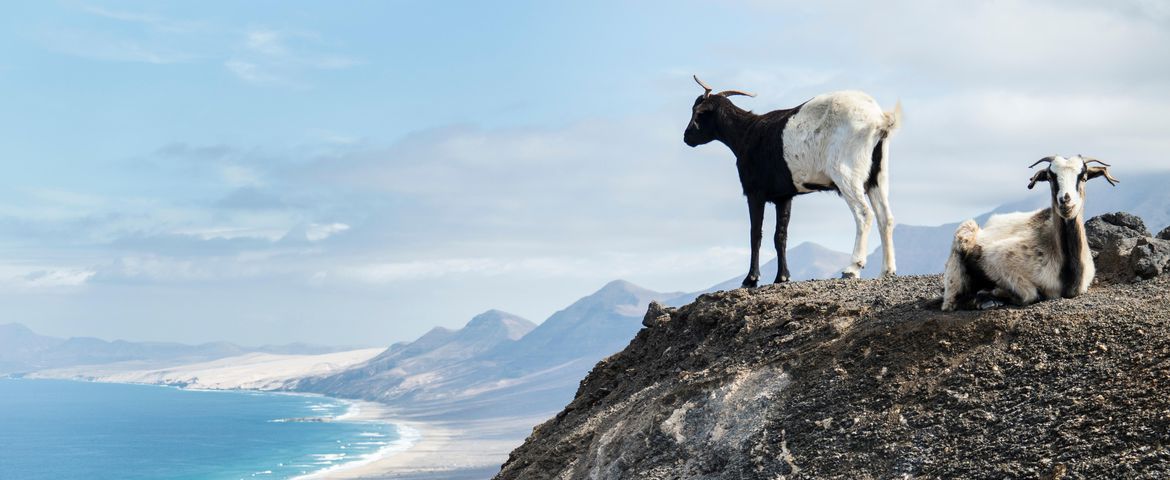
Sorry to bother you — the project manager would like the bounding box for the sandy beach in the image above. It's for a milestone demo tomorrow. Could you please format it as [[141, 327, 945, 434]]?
[[305, 400, 549, 480]]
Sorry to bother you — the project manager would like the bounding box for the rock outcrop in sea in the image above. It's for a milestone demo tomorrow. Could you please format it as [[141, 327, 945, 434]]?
[[496, 212, 1170, 479]]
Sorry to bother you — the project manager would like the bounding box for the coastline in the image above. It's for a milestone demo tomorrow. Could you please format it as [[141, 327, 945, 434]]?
[[292, 399, 423, 480], [300, 402, 547, 479]]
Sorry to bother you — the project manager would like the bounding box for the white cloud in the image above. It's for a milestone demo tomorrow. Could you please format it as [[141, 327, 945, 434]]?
[[245, 29, 287, 56], [305, 223, 350, 242], [0, 265, 95, 290], [173, 226, 288, 241], [224, 59, 286, 86], [226, 27, 360, 86], [23, 269, 94, 288]]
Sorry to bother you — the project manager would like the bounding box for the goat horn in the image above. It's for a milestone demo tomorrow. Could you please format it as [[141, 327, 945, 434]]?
[[1083, 157, 1111, 167], [716, 89, 756, 98], [693, 75, 713, 96], [1029, 156, 1056, 168]]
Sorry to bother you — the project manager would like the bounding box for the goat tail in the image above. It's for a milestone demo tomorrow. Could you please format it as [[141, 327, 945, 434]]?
[[882, 100, 903, 135], [952, 219, 980, 254]]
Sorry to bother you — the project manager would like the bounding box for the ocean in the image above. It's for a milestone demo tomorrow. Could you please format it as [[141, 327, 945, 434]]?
[[0, 379, 405, 480]]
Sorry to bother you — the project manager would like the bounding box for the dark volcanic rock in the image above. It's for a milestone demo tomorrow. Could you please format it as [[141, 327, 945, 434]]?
[[1085, 212, 1150, 252], [1158, 225, 1170, 241], [495, 275, 1170, 480], [1087, 212, 1158, 283], [1131, 237, 1170, 280]]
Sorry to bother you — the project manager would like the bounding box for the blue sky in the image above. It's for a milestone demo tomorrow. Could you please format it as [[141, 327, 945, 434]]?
[[2, 1, 1169, 345]]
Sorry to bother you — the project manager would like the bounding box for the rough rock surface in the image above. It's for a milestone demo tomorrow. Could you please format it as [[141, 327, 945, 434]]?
[[1085, 212, 1150, 248], [1087, 212, 1170, 282], [496, 274, 1170, 479]]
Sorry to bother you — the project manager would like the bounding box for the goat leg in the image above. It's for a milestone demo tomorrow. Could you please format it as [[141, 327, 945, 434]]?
[[742, 197, 765, 288], [774, 197, 793, 283]]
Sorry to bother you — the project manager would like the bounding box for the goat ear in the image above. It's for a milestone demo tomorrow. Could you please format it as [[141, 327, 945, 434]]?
[[1027, 170, 1050, 189], [1086, 166, 1120, 186]]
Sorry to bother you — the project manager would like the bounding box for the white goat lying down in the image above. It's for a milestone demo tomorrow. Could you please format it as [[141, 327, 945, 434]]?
[[941, 155, 1119, 311]]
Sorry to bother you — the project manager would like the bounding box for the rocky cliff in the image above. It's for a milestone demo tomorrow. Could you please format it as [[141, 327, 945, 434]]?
[[496, 214, 1170, 479]]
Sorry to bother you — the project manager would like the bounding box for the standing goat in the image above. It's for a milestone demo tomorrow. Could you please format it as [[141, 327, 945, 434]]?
[[941, 155, 1120, 311], [683, 76, 902, 287]]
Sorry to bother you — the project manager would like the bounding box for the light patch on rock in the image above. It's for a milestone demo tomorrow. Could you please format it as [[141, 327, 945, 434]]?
[[661, 402, 693, 443]]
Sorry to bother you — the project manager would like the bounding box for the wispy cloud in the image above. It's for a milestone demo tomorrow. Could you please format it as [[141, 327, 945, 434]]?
[[0, 264, 95, 291], [305, 223, 350, 242], [226, 27, 361, 87], [42, 27, 195, 64], [81, 5, 202, 33]]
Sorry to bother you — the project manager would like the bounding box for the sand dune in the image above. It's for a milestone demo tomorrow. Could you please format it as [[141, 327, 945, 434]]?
[[29, 348, 384, 391]]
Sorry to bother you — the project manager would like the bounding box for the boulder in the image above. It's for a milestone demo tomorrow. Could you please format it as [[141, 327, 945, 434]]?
[[1085, 212, 1149, 255], [1130, 237, 1170, 280], [1085, 212, 1160, 283], [1157, 225, 1170, 241], [641, 301, 675, 328]]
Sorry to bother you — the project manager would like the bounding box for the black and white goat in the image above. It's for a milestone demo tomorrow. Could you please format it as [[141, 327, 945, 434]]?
[[683, 76, 902, 287], [941, 155, 1120, 311]]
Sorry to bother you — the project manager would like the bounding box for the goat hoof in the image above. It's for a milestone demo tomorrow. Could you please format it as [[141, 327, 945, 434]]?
[[741, 277, 759, 289], [774, 275, 790, 284], [881, 271, 897, 278], [840, 271, 859, 279], [978, 299, 1005, 310]]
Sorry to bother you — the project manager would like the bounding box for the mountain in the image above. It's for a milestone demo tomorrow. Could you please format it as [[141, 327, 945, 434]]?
[[295, 281, 684, 419], [499, 280, 680, 368], [298, 309, 536, 399], [705, 242, 851, 293], [496, 270, 1170, 479], [0, 323, 63, 373]]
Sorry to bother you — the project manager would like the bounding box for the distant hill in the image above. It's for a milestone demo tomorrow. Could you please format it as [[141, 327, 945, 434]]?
[[498, 280, 678, 367], [0, 323, 354, 376], [296, 280, 684, 419], [0, 323, 63, 373], [701, 242, 852, 295]]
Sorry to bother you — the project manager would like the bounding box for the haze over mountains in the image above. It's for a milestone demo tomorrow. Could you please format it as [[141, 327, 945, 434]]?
[[295, 280, 686, 418], [0, 322, 354, 376]]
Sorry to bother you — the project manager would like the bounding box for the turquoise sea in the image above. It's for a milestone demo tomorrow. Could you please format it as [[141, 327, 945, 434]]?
[[0, 379, 403, 480]]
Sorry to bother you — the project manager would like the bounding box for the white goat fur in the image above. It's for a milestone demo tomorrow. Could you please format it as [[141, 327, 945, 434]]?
[[783, 91, 902, 277], [941, 155, 1097, 311]]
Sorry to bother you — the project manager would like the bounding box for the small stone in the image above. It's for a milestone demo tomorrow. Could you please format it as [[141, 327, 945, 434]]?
[[642, 301, 675, 328]]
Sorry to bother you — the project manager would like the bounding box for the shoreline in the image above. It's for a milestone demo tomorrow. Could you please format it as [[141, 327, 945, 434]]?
[[292, 399, 423, 480], [296, 402, 530, 479]]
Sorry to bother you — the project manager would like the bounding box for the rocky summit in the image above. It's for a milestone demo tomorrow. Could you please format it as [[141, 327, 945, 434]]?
[[497, 214, 1170, 480]]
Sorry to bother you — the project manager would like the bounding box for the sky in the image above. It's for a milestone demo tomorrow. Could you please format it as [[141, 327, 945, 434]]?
[[2, 1, 1169, 346]]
